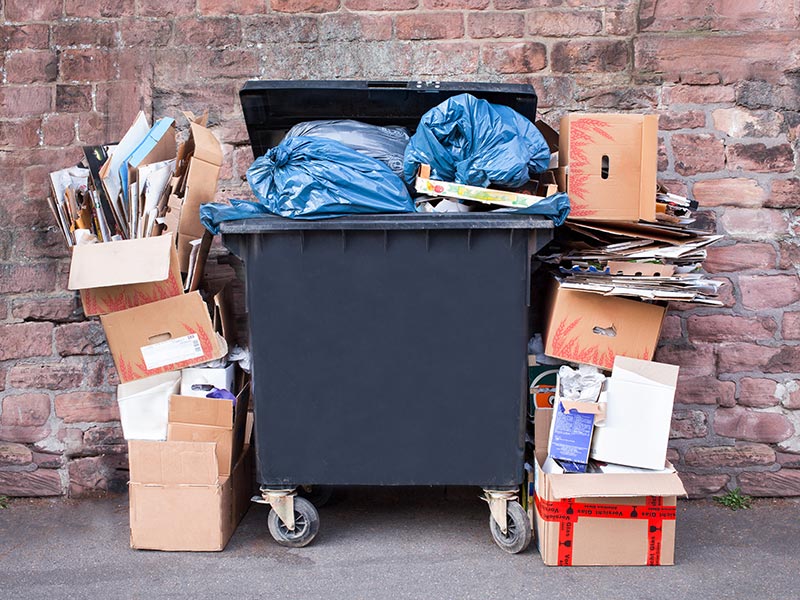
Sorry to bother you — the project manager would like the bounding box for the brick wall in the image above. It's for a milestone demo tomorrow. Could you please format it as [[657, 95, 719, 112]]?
[[1, 1, 798, 498]]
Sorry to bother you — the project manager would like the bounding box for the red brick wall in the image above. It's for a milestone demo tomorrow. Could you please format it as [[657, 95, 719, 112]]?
[[1, 2, 798, 498]]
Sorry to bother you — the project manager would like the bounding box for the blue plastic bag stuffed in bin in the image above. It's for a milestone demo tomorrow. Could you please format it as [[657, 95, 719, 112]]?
[[403, 93, 550, 189], [246, 136, 415, 219]]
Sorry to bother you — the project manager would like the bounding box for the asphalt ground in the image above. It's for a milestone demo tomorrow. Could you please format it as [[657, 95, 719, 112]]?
[[1, 488, 798, 600]]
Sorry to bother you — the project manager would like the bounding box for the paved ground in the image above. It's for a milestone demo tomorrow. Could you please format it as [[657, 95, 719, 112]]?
[[1, 487, 798, 600]]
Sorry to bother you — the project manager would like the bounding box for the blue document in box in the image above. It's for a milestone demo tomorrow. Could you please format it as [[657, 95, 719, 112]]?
[[549, 402, 595, 464]]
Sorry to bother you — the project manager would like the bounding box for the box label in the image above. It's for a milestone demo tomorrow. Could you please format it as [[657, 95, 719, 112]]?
[[550, 403, 595, 463], [141, 334, 204, 371]]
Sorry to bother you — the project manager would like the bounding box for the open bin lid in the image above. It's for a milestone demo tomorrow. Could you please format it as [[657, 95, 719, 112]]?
[[239, 80, 538, 158]]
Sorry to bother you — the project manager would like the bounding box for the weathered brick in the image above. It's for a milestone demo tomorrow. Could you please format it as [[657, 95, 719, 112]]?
[[739, 274, 800, 310], [5, 0, 62, 21], [175, 18, 241, 47], [138, 0, 195, 16], [0, 86, 53, 118], [687, 315, 777, 343], [660, 314, 682, 340], [482, 42, 547, 74], [671, 133, 725, 175], [684, 444, 776, 468], [739, 470, 800, 497], [0, 323, 53, 361], [526, 9, 602, 36], [119, 18, 172, 47], [319, 14, 393, 41], [670, 409, 708, 439], [738, 378, 780, 408], [68, 454, 128, 496], [666, 448, 680, 464], [95, 79, 153, 141], [8, 363, 85, 390], [56, 84, 93, 112], [715, 342, 780, 374], [467, 13, 524, 39], [727, 143, 795, 174], [1, 24, 50, 50], [677, 472, 729, 499], [396, 13, 464, 40], [529, 76, 575, 110], [42, 114, 77, 146], [581, 85, 660, 111], [719, 208, 787, 241], [0, 469, 62, 497], [736, 79, 800, 112], [605, 7, 637, 35], [708, 243, 778, 273], [714, 406, 793, 443], [152, 48, 258, 84], [692, 178, 766, 208], [776, 452, 800, 468], [272, 0, 340, 11], [0, 118, 40, 149], [0, 263, 57, 294], [5, 50, 58, 84], [551, 40, 628, 73], [767, 179, 800, 209], [654, 344, 716, 378], [11, 296, 81, 322], [0, 424, 51, 444], [54, 322, 106, 357], [52, 21, 117, 47], [675, 376, 736, 407], [82, 425, 126, 455], [411, 42, 478, 77], [60, 49, 116, 82], [662, 85, 735, 104], [65, 0, 135, 18], [658, 109, 705, 131], [779, 242, 800, 271], [425, 0, 487, 7], [639, 0, 797, 33], [199, 0, 266, 15], [32, 452, 63, 468], [0, 394, 51, 427], [712, 107, 784, 138], [784, 312, 800, 340], [0, 442, 33, 466], [55, 392, 118, 423], [344, 0, 418, 8]]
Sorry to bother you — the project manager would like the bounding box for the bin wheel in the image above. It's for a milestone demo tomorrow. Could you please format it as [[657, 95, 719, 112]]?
[[298, 485, 334, 508], [489, 500, 531, 554], [267, 497, 320, 548]]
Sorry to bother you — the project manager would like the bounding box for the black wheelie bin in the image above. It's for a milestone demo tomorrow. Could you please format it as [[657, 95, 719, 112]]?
[[220, 81, 554, 553]]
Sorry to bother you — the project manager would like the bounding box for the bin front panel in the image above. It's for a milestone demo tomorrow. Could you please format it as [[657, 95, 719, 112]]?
[[235, 228, 531, 487]]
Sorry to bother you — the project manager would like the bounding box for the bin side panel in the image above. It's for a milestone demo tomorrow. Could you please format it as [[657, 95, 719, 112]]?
[[235, 228, 530, 487]]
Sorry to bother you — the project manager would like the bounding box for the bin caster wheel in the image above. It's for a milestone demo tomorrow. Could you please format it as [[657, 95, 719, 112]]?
[[298, 485, 334, 508], [489, 500, 531, 554], [268, 496, 320, 548]]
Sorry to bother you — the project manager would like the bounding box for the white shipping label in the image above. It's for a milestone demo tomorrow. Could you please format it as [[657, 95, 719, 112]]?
[[140, 333, 204, 371]]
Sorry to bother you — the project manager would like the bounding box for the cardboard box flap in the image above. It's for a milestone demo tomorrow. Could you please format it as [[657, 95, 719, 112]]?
[[189, 122, 223, 166], [638, 115, 659, 223], [613, 356, 679, 388], [169, 395, 233, 429], [68, 234, 175, 290], [548, 467, 687, 499], [128, 439, 219, 485]]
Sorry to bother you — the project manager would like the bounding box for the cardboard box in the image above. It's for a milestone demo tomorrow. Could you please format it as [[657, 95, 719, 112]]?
[[68, 233, 183, 316], [100, 291, 225, 383], [558, 113, 658, 222], [543, 281, 666, 371], [117, 371, 181, 441], [181, 364, 235, 397], [591, 357, 679, 470], [128, 441, 253, 552], [167, 394, 234, 477], [176, 121, 223, 272], [533, 408, 686, 566]]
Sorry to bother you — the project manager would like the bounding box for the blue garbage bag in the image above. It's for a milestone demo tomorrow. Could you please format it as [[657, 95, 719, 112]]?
[[201, 198, 272, 234], [509, 191, 570, 227], [403, 93, 550, 189], [245, 136, 415, 219]]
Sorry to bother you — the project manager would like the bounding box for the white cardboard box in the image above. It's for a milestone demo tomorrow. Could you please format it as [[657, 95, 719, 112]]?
[[590, 356, 679, 470], [117, 371, 181, 440], [180, 364, 235, 397]]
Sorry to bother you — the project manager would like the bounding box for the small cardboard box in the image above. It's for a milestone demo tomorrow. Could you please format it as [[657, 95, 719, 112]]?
[[100, 291, 225, 383], [533, 408, 686, 566], [543, 281, 666, 371], [68, 233, 183, 316], [558, 113, 658, 222], [176, 121, 223, 272], [591, 357, 679, 471], [181, 364, 235, 398], [128, 441, 253, 552], [167, 395, 234, 477]]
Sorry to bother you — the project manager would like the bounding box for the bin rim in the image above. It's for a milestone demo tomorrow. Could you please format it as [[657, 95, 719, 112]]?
[[217, 213, 555, 233]]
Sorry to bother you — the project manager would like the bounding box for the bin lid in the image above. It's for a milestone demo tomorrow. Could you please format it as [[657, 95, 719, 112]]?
[[218, 213, 553, 233], [239, 80, 538, 158]]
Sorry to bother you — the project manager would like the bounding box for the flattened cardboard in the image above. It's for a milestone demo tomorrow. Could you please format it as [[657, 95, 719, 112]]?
[[560, 113, 658, 222], [100, 292, 224, 383], [177, 122, 223, 272], [533, 408, 686, 566], [543, 281, 666, 370], [69, 234, 183, 316], [590, 357, 679, 470], [168, 395, 234, 477]]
